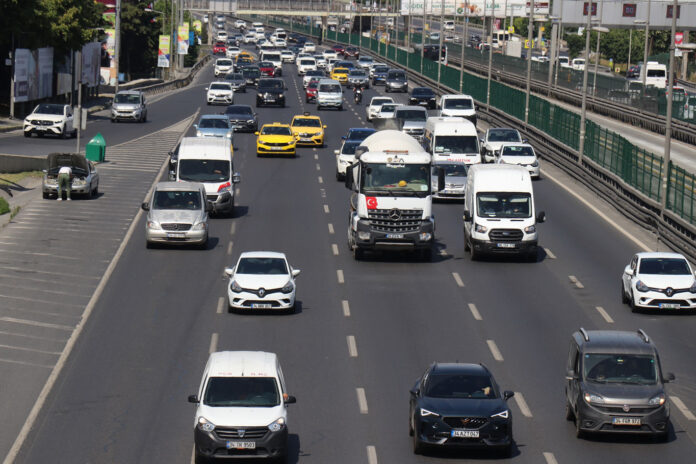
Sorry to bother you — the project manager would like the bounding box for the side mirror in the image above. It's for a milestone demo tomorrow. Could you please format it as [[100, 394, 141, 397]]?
[[204, 87, 209, 91], [624, 265, 634, 276], [193, 124, 198, 129], [168, 170, 176, 181], [188, 395, 199, 403], [503, 390, 515, 401], [334, 150, 340, 155], [141, 202, 150, 211], [565, 369, 578, 381], [664, 372, 676, 383], [323, 125, 327, 129], [232, 173, 241, 184], [522, 138, 528, 143], [437, 168, 445, 192], [536, 211, 546, 223], [224, 266, 235, 277], [205, 201, 214, 212], [292, 269, 301, 278], [463, 210, 472, 222], [344, 167, 354, 190], [284, 395, 297, 404], [42, 169, 47, 173], [409, 387, 420, 397], [254, 131, 260, 136]]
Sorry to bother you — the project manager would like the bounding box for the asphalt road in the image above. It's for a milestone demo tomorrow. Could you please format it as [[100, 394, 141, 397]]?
[[7, 39, 696, 464]]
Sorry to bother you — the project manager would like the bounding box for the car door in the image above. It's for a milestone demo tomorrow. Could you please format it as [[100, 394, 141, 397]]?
[[566, 342, 581, 410], [623, 255, 638, 296]]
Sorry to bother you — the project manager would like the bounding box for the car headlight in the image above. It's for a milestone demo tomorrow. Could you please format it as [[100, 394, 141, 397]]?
[[196, 131, 202, 137], [531, 160, 539, 167], [491, 410, 509, 419], [268, 417, 286, 432], [226, 132, 232, 139], [192, 222, 207, 231], [197, 416, 215, 432], [73, 178, 87, 186], [635, 280, 650, 292], [147, 220, 161, 230], [524, 225, 536, 234], [689, 280, 696, 293], [230, 280, 243, 292], [474, 223, 487, 233], [648, 393, 666, 406], [281, 281, 294, 294], [584, 392, 605, 404], [420, 408, 439, 417], [247, 119, 255, 124]]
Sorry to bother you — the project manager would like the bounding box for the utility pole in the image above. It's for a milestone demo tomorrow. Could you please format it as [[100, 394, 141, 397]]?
[[436, 0, 444, 92], [524, 0, 534, 124], [420, 0, 426, 74], [114, 0, 122, 92], [641, 0, 651, 89], [661, 0, 678, 216], [577, 0, 594, 164], [75, 50, 83, 153]]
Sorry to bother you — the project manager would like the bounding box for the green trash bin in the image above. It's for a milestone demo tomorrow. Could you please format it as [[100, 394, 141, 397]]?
[[85, 133, 106, 162]]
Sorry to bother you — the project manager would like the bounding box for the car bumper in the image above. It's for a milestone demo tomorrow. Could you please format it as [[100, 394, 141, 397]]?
[[208, 95, 234, 104], [632, 290, 696, 310], [111, 110, 143, 121], [416, 417, 512, 449], [387, 82, 408, 91], [227, 289, 296, 310], [409, 99, 437, 109], [257, 97, 285, 106], [24, 125, 64, 136], [194, 427, 288, 460], [354, 219, 434, 251], [257, 144, 296, 155], [229, 120, 258, 132], [317, 99, 342, 108], [145, 228, 208, 244], [577, 401, 669, 435], [43, 182, 91, 195], [470, 237, 538, 255], [295, 134, 323, 146], [433, 189, 465, 200]]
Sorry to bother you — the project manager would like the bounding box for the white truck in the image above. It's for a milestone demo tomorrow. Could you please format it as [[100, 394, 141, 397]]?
[[424, 117, 481, 164], [344, 130, 444, 260]]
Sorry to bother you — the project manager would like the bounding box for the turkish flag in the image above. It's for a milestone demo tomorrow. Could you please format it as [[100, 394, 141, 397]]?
[[366, 196, 378, 210]]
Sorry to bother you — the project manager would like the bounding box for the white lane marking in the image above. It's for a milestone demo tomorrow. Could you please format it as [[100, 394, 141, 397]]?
[[0, 358, 53, 369], [672, 396, 696, 421], [487, 340, 504, 361], [366, 445, 378, 464], [514, 392, 533, 417], [324, 204, 330, 213], [595, 306, 614, 323], [468, 303, 483, 321], [337, 269, 345, 284], [316, 163, 321, 171], [452, 272, 465, 287], [190, 446, 195, 464], [217, 297, 225, 314], [227, 241, 234, 255], [332, 244, 339, 256], [0, 316, 72, 331], [568, 275, 584, 289], [318, 176, 323, 184], [342, 300, 351, 317], [0, 343, 61, 356], [314, 154, 319, 159], [209, 333, 219, 354], [328, 223, 335, 234], [544, 247, 557, 259], [541, 168, 651, 252], [356, 388, 368, 414], [230, 222, 236, 235], [347, 335, 358, 357], [543, 452, 559, 464], [235, 187, 240, 197]]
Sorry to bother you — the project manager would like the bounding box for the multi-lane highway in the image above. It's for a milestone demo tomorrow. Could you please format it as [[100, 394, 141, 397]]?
[[3, 28, 696, 464]]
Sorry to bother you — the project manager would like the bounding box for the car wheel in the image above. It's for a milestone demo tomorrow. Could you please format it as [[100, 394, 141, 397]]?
[[412, 421, 424, 454], [385, 87, 390, 93], [146, 241, 154, 249], [194, 452, 209, 464], [575, 413, 585, 439], [42, 192, 49, 199], [142, 113, 147, 123], [654, 431, 669, 443], [24, 131, 31, 137], [469, 241, 479, 261], [420, 248, 432, 262], [61, 130, 68, 139], [338, 105, 343, 111], [498, 443, 513, 459], [565, 400, 575, 421], [621, 282, 629, 304]]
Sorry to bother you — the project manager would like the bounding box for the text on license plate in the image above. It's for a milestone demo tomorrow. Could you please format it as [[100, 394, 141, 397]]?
[[386, 233, 404, 239], [659, 303, 680, 309], [613, 417, 641, 426], [226, 441, 256, 449], [496, 242, 516, 248], [451, 429, 480, 438], [167, 233, 186, 238], [251, 303, 272, 309], [271, 147, 283, 150]]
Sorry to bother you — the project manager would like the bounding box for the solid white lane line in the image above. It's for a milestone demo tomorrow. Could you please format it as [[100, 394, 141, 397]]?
[[227, 241, 234, 255], [230, 222, 236, 235], [468, 303, 483, 321], [337, 270, 345, 284], [543, 452, 559, 464], [217, 297, 225, 314], [0, 358, 53, 369], [328, 223, 335, 234], [595, 306, 614, 323], [323, 204, 330, 213], [342, 300, 351, 317], [514, 392, 533, 417], [452, 272, 465, 287], [672, 396, 696, 421], [347, 335, 358, 357], [356, 388, 368, 414], [487, 340, 504, 361], [209, 333, 219, 354], [332, 244, 339, 256], [568, 275, 584, 289], [0, 344, 60, 356], [544, 247, 557, 259], [318, 176, 323, 184], [366, 446, 378, 464]]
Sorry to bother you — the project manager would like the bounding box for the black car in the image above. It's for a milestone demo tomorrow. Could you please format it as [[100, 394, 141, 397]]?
[[256, 78, 286, 107], [241, 66, 261, 87], [409, 87, 437, 109], [223, 104, 258, 132], [410, 363, 514, 457], [288, 33, 303, 43], [223, 72, 247, 92], [371, 65, 389, 85]]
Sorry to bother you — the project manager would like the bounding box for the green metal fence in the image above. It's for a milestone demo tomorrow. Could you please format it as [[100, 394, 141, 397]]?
[[667, 164, 696, 224]]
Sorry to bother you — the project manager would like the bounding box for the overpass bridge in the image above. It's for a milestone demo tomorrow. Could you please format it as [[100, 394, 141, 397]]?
[[183, 0, 399, 16]]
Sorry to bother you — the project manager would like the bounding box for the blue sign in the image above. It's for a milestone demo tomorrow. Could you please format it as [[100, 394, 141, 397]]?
[[189, 31, 195, 45]]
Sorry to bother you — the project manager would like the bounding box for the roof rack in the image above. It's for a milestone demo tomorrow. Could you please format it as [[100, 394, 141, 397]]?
[[579, 327, 590, 342], [637, 329, 650, 343]]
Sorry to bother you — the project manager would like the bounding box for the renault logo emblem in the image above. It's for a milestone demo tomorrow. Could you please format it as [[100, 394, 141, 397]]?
[[665, 287, 674, 297], [238, 429, 246, 438], [258, 288, 266, 297], [388, 209, 401, 220], [622, 405, 631, 412]]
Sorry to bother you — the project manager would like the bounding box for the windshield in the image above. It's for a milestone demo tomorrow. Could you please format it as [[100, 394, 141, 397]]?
[[388, 72, 406, 81], [217, 60, 232, 66], [413, 88, 434, 96], [371, 98, 392, 107], [237, 257, 288, 274], [333, 68, 349, 74], [349, 70, 367, 77], [199, 118, 229, 129], [178, 159, 230, 183], [425, 374, 496, 399], [639, 258, 691, 275], [259, 79, 283, 89], [300, 59, 315, 65], [225, 106, 253, 117], [435, 163, 468, 177], [114, 94, 140, 104], [226, 73, 243, 80], [319, 84, 341, 93], [361, 163, 430, 194], [152, 190, 201, 210], [380, 104, 398, 113], [204, 377, 280, 407], [261, 126, 291, 135], [647, 69, 665, 78], [341, 141, 360, 155], [444, 98, 474, 109], [307, 70, 323, 76], [477, 192, 531, 218], [35, 104, 64, 115], [502, 146, 534, 157], [584, 354, 657, 385], [374, 66, 389, 73], [264, 54, 280, 61], [488, 129, 521, 142], [395, 110, 427, 121], [347, 129, 375, 141], [434, 135, 479, 154], [210, 83, 231, 90], [258, 61, 273, 67], [293, 118, 321, 127], [242, 68, 260, 77]]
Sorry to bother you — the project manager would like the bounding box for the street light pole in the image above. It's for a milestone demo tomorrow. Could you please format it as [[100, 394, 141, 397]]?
[[486, 0, 496, 107], [459, 3, 467, 92], [420, 0, 426, 74], [523, 0, 534, 125], [114, 0, 122, 92], [576, 0, 594, 164], [436, 0, 444, 92], [547, 16, 560, 92], [641, 0, 651, 89]]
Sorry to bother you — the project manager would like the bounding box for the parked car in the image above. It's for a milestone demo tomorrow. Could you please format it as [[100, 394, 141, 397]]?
[[42, 153, 99, 199]]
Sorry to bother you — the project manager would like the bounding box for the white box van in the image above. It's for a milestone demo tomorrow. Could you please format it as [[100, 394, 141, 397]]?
[[424, 117, 481, 164], [463, 164, 545, 261], [260, 51, 283, 75], [316, 78, 344, 110], [174, 137, 240, 216], [641, 61, 668, 89], [438, 94, 477, 126], [189, 351, 296, 462]]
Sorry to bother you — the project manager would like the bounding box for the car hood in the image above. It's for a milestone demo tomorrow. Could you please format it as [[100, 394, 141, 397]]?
[[112, 103, 140, 110], [259, 135, 294, 143], [227, 114, 254, 121], [28, 113, 64, 122], [292, 127, 322, 134], [150, 209, 205, 224], [258, 88, 283, 94], [635, 274, 695, 289], [231, 274, 291, 289], [582, 383, 663, 404], [47, 153, 89, 172], [500, 155, 536, 165], [400, 120, 426, 130], [196, 404, 285, 428], [420, 397, 507, 417]]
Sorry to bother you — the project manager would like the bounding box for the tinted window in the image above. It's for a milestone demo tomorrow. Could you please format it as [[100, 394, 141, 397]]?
[[387, 71, 406, 80], [210, 83, 231, 90], [584, 354, 657, 385], [395, 109, 427, 121], [292, 118, 321, 127], [347, 128, 376, 141], [434, 135, 478, 154], [501, 146, 534, 157], [425, 374, 496, 399], [361, 163, 430, 193], [261, 126, 291, 135], [199, 118, 230, 129], [258, 79, 283, 89], [300, 59, 315, 65], [237, 257, 288, 274], [225, 73, 244, 80], [341, 141, 360, 155], [178, 159, 230, 183], [488, 129, 521, 142], [152, 190, 202, 210], [444, 98, 474, 109], [35, 104, 64, 115], [319, 84, 341, 93], [477, 192, 531, 218], [225, 106, 253, 117], [639, 258, 691, 275], [114, 94, 141, 104], [436, 163, 468, 177], [412, 88, 434, 96], [204, 377, 280, 407], [217, 60, 232, 66], [374, 66, 389, 73], [647, 69, 666, 78]]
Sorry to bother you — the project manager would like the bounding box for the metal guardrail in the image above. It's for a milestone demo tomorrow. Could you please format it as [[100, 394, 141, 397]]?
[[135, 54, 213, 97]]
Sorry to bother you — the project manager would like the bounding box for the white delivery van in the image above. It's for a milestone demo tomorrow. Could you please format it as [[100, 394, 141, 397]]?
[[189, 351, 296, 463], [438, 94, 477, 126], [463, 164, 545, 261], [174, 137, 240, 216], [260, 51, 283, 75], [316, 78, 344, 110], [642, 61, 668, 89], [424, 117, 481, 164]]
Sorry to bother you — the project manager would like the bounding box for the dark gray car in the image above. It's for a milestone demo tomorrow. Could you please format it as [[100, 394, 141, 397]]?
[[385, 69, 408, 92], [224, 72, 247, 92]]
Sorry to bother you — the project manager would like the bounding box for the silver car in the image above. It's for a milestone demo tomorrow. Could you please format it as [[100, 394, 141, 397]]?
[[141, 182, 211, 248], [111, 90, 147, 123], [42, 153, 99, 199], [431, 162, 468, 200]]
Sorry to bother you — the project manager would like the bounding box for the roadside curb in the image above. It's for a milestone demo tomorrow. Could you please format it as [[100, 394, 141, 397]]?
[[0, 177, 42, 229]]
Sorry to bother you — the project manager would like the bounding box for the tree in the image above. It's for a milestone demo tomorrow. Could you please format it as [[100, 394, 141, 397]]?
[[120, 1, 159, 79], [39, 0, 105, 56]]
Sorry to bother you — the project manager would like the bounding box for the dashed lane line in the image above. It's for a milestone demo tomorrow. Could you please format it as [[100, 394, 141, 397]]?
[[209, 333, 219, 354], [347, 335, 358, 357], [487, 340, 504, 361], [332, 244, 339, 256], [366, 446, 378, 464], [356, 388, 368, 414], [328, 223, 335, 234], [227, 241, 234, 255], [568, 275, 584, 289], [543, 452, 559, 464], [337, 270, 345, 284], [514, 392, 533, 417], [595, 306, 614, 323], [324, 204, 330, 213], [230, 222, 236, 235], [318, 176, 323, 184], [216, 297, 225, 314], [672, 396, 696, 421], [544, 247, 557, 259], [342, 300, 351, 317], [314, 154, 319, 160], [467, 303, 482, 321], [316, 163, 321, 171], [452, 272, 465, 287]]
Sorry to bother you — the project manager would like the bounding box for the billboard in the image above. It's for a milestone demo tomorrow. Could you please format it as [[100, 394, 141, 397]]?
[[81, 42, 101, 87], [552, 0, 696, 29], [13, 49, 32, 103], [37, 48, 53, 100], [101, 28, 116, 85], [400, 0, 542, 17], [178, 24, 190, 55], [158, 35, 171, 67], [193, 19, 202, 34]]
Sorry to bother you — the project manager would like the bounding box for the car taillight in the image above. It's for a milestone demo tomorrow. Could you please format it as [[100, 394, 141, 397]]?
[[218, 181, 231, 192]]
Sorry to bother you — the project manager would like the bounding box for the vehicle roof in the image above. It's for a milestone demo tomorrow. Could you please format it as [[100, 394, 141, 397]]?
[[431, 363, 489, 376], [499, 142, 534, 150], [178, 137, 232, 159], [209, 81, 232, 86], [468, 164, 532, 191], [441, 93, 474, 99], [359, 151, 432, 163], [292, 114, 321, 120], [154, 181, 204, 192], [239, 251, 287, 259], [635, 252, 687, 260], [360, 130, 424, 154], [573, 330, 657, 355], [115, 90, 142, 95], [262, 122, 290, 127], [426, 117, 477, 133], [208, 351, 279, 378], [370, 96, 394, 103]]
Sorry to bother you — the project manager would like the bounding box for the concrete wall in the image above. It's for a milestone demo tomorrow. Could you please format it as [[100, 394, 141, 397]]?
[[0, 154, 46, 174]]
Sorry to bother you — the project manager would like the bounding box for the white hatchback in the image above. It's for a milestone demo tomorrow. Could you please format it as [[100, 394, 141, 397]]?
[[365, 96, 394, 121], [496, 143, 540, 179], [225, 252, 300, 312], [621, 252, 696, 311]]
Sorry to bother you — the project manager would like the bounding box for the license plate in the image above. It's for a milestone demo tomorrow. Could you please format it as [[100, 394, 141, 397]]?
[[496, 243, 516, 248], [386, 233, 404, 239], [612, 417, 641, 426], [451, 429, 480, 438], [251, 303, 272, 309], [659, 303, 680, 309], [226, 441, 256, 449], [36, 126, 47, 131], [166, 233, 186, 238], [301, 138, 312, 142], [271, 147, 283, 151]]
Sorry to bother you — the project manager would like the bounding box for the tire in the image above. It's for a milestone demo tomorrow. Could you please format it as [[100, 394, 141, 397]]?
[[575, 413, 585, 439], [565, 400, 575, 421], [420, 248, 432, 262], [194, 452, 208, 464], [498, 443, 512, 459], [61, 130, 68, 139], [338, 105, 343, 111], [110, 119, 115, 123], [526, 248, 537, 263], [630, 292, 638, 313], [412, 421, 424, 454], [142, 113, 147, 122], [336, 170, 343, 181], [42, 192, 49, 199], [352, 245, 363, 260], [621, 282, 629, 304], [146, 241, 154, 249], [469, 241, 479, 261], [24, 131, 31, 137], [654, 431, 669, 443]]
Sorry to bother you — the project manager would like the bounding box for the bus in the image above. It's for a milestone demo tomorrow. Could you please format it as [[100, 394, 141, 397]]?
[[423, 44, 448, 65]]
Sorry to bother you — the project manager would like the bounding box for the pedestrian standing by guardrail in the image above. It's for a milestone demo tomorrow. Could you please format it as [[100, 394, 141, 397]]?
[[57, 166, 72, 201]]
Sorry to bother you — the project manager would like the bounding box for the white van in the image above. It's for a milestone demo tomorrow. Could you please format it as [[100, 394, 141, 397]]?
[[463, 164, 545, 261], [424, 117, 481, 164], [260, 51, 283, 74], [571, 58, 585, 71], [438, 94, 477, 126], [642, 61, 668, 89], [174, 137, 240, 216], [316, 78, 344, 110], [297, 57, 317, 75], [189, 351, 296, 463]]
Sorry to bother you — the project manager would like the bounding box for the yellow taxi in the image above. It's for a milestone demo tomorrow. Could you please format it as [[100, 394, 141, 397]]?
[[290, 112, 327, 147], [236, 54, 254, 66], [330, 67, 350, 84], [255, 122, 297, 156], [238, 50, 254, 60]]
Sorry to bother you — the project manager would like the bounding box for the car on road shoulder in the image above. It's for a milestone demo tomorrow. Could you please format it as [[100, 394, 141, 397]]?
[[621, 252, 696, 311], [42, 153, 99, 199], [24, 103, 76, 138]]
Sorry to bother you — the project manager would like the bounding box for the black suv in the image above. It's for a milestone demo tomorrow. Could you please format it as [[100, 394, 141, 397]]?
[[223, 104, 258, 132], [410, 363, 514, 457], [565, 328, 675, 440], [256, 78, 286, 107], [409, 87, 437, 109]]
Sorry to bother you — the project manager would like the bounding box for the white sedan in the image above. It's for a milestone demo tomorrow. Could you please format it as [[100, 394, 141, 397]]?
[[365, 96, 394, 121], [621, 252, 696, 312], [225, 252, 300, 313], [496, 143, 540, 179]]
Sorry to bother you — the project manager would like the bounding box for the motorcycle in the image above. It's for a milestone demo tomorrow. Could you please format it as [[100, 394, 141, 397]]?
[[353, 86, 363, 104]]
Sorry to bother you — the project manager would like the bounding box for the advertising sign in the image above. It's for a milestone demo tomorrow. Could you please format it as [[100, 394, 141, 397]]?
[[193, 19, 202, 34], [158, 35, 171, 67], [101, 28, 116, 85], [13, 49, 31, 103], [37, 47, 53, 99], [178, 24, 190, 55], [81, 42, 101, 87], [401, 0, 534, 17], [552, 0, 695, 28]]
